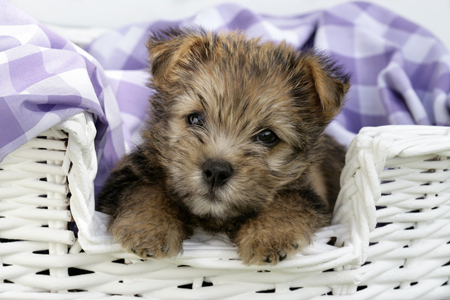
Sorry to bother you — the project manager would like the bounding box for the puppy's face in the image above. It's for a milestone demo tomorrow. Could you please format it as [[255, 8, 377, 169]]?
[[145, 28, 349, 221]]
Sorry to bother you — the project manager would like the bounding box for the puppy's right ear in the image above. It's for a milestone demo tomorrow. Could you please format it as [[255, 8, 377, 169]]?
[[146, 27, 208, 87]]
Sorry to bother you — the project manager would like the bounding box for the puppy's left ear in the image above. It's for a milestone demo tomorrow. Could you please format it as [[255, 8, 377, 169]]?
[[302, 52, 350, 121], [146, 27, 208, 87]]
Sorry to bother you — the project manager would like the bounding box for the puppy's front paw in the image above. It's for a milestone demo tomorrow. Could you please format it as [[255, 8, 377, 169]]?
[[110, 216, 184, 259], [235, 220, 311, 265]]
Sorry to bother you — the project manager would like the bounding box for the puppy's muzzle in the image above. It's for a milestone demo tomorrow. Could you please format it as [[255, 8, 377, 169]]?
[[202, 159, 233, 188]]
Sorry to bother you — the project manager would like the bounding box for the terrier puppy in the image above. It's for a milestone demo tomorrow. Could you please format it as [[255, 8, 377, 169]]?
[[98, 27, 350, 265]]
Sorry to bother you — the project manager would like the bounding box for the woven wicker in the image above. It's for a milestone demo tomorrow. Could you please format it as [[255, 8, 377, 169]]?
[[1, 113, 449, 299]]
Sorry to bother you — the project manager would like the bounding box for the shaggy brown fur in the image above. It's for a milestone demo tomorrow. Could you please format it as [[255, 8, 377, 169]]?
[[97, 27, 350, 265]]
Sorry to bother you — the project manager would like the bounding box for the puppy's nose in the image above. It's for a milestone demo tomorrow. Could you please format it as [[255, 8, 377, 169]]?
[[202, 159, 233, 188]]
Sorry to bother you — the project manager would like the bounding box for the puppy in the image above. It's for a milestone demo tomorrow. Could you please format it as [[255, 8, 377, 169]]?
[[98, 27, 350, 265]]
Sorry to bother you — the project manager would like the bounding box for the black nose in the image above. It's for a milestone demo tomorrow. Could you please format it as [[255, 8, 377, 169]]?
[[202, 159, 233, 188]]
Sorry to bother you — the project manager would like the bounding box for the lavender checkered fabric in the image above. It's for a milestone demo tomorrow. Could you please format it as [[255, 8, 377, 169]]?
[[1, 1, 450, 193], [0, 0, 125, 190]]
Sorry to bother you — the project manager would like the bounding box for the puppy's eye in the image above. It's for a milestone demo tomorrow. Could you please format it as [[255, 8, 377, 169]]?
[[187, 113, 204, 127], [256, 130, 279, 146]]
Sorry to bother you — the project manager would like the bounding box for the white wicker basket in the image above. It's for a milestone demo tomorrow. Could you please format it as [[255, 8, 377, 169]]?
[[0, 113, 449, 299]]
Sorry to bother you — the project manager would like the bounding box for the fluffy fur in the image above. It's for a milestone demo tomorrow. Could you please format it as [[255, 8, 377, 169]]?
[[97, 27, 350, 265]]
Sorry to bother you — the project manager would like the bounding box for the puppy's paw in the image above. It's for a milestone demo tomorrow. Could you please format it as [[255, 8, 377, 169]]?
[[235, 222, 311, 265], [110, 217, 184, 259]]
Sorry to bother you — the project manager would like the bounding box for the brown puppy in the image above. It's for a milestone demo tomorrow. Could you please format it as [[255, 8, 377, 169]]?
[[98, 27, 350, 265]]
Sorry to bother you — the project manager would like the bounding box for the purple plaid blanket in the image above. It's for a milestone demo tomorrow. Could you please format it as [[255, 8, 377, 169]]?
[[1, 1, 450, 194], [0, 0, 125, 192]]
